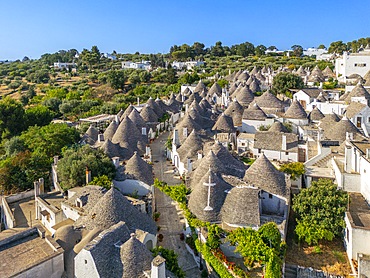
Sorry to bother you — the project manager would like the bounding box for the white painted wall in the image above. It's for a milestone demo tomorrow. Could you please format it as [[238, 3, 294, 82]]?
[[61, 203, 81, 221], [252, 149, 298, 162], [74, 249, 100, 278], [336, 51, 370, 82], [345, 213, 370, 261], [260, 192, 286, 216], [241, 118, 274, 133]]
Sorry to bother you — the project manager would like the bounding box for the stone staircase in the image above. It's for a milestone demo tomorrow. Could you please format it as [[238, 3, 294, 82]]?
[[312, 153, 334, 168]]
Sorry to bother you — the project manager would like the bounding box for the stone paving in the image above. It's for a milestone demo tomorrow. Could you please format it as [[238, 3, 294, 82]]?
[[151, 132, 201, 277]]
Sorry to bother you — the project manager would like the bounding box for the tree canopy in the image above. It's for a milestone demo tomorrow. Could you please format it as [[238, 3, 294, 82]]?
[[292, 179, 348, 245], [57, 145, 116, 190], [272, 72, 304, 96]]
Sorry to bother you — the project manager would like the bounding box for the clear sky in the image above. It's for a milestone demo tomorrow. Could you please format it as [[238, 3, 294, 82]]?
[[0, 0, 369, 60]]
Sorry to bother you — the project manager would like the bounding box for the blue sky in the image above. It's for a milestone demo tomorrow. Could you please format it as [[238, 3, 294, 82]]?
[[0, 0, 369, 60]]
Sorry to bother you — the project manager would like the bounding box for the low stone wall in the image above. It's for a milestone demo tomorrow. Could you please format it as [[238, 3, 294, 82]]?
[[1, 197, 16, 229], [5, 190, 34, 204]]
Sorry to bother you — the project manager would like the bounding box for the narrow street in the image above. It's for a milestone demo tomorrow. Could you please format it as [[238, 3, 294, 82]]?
[[151, 132, 201, 277]]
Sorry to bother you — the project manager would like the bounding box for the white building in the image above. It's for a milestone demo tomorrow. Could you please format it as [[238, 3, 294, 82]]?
[[303, 47, 328, 57], [53, 62, 76, 69], [335, 46, 370, 83], [122, 60, 151, 70], [172, 60, 204, 70]]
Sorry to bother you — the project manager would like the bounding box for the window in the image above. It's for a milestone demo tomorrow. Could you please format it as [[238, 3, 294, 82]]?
[[285, 152, 289, 155], [368, 117, 370, 123], [269, 194, 273, 199], [85, 260, 88, 264], [354, 63, 366, 67], [258, 149, 261, 153]]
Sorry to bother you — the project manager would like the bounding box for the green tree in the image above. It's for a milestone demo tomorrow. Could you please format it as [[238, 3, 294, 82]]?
[[317, 44, 326, 49], [279, 162, 305, 180], [90, 175, 112, 190], [328, 41, 347, 54], [292, 179, 348, 245], [24, 105, 55, 127], [272, 72, 304, 96], [0, 97, 25, 138], [57, 145, 116, 190], [255, 45, 267, 56], [291, 45, 303, 57], [20, 123, 80, 158], [107, 70, 127, 91]]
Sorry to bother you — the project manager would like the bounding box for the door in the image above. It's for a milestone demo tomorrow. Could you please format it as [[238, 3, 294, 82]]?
[[357, 117, 362, 128], [298, 148, 306, 162]]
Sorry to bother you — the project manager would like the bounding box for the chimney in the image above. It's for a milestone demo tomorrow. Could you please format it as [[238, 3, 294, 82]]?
[[115, 115, 119, 123], [197, 151, 203, 160], [34, 180, 40, 198], [112, 157, 120, 168], [86, 167, 92, 184], [187, 158, 192, 172], [173, 129, 180, 146], [367, 149, 370, 159], [183, 127, 188, 138], [137, 97, 140, 106], [151, 255, 166, 278], [142, 127, 147, 136], [38, 178, 44, 195], [346, 132, 353, 141], [282, 135, 287, 151], [185, 103, 189, 113], [146, 145, 151, 157], [53, 156, 59, 165], [98, 134, 104, 143]]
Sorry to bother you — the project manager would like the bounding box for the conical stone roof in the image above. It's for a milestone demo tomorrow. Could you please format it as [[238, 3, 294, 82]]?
[[237, 71, 250, 82], [194, 80, 207, 93], [319, 113, 341, 131], [268, 121, 290, 133], [147, 97, 164, 117], [242, 103, 267, 120], [322, 66, 335, 78], [121, 105, 135, 120], [140, 105, 159, 123], [208, 82, 222, 97], [176, 114, 202, 143], [308, 107, 325, 122], [86, 125, 99, 142], [120, 234, 153, 278], [125, 152, 153, 185], [112, 116, 145, 153], [212, 113, 236, 133], [234, 85, 254, 106], [100, 138, 124, 158], [284, 99, 308, 119], [188, 170, 232, 223], [345, 83, 370, 102], [129, 109, 148, 131], [324, 116, 361, 142], [191, 150, 226, 188], [221, 186, 260, 226], [250, 79, 261, 93], [104, 120, 119, 141], [75, 187, 157, 234], [224, 99, 244, 126], [243, 154, 288, 197], [177, 130, 203, 160], [364, 70, 370, 86], [254, 90, 284, 110]]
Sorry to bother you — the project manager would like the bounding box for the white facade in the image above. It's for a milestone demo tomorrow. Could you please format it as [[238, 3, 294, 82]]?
[[241, 118, 274, 134], [122, 60, 151, 70], [335, 50, 370, 83], [252, 149, 298, 162], [309, 101, 347, 115], [172, 61, 204, 70], [303, 47, 328, 57], [53, 62, 76, 69]]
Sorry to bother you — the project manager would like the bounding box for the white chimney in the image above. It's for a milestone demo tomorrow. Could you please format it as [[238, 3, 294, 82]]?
[[38, 178, 44, 195], [146, 146, 151, 156], [86, 168, 92, 184], [142, 127, 147, 136], [115, 115, 119, 123], [187, 158, 192, 172], [151, 255, 166, 278], [367, 149, 370, 159], [173, 129, 180, 146], [346, 132, 353, 141], [197, 151, 203, 160], [53, 156, 59, 165], [183, 127, 188, 138], [282, 135, 287, 151], [137, 97, 140, 106], [98, 134, 104, 143], [112, 157, 120, 168]]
